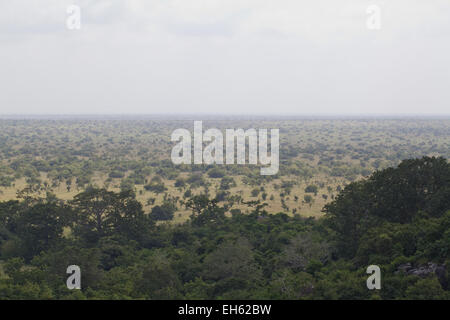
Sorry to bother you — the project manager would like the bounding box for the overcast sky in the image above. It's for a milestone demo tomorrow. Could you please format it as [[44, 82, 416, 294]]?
[[0, 0, 449, 115]]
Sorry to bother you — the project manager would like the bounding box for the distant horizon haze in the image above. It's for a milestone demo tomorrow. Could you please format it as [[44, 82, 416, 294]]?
[[1, 113, 449, 120]]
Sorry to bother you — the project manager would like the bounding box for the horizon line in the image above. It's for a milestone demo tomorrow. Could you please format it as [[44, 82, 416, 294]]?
[[1, 112, 450, 120]]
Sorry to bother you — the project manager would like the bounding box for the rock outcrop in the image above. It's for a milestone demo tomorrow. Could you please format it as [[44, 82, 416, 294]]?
[[396, 262, 447, 289]]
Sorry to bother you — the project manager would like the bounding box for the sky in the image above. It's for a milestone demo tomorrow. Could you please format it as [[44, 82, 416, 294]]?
[[0, 0, 449, 115]]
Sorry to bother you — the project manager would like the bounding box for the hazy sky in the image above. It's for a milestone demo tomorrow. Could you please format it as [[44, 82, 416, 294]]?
[[1, 0, 449, 115]]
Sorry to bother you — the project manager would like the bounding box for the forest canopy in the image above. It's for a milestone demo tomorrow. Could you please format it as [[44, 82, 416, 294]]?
[[0, 156, 448, 299]]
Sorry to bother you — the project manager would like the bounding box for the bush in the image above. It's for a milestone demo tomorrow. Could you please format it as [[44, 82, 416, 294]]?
[[304, 185, 318, 194], [144, 182, 167, 194], [150, 202, 177, 221], [207, 168, 226, 178]]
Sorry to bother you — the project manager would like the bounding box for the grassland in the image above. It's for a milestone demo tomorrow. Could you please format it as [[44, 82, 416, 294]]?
[[0, 116, 449, 222]]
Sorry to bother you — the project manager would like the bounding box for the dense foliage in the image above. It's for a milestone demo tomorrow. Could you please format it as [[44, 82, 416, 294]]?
[[0, 156, 448, 299]]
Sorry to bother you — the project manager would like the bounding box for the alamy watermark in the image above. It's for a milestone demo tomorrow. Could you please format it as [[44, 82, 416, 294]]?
[[171, 121, 279, 175], [366, 4, 382, 30], [65, 4, 382, 32], [66, 265, 81, 289], [366, 265, 381, 290], [66, 5, 81, 30]]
